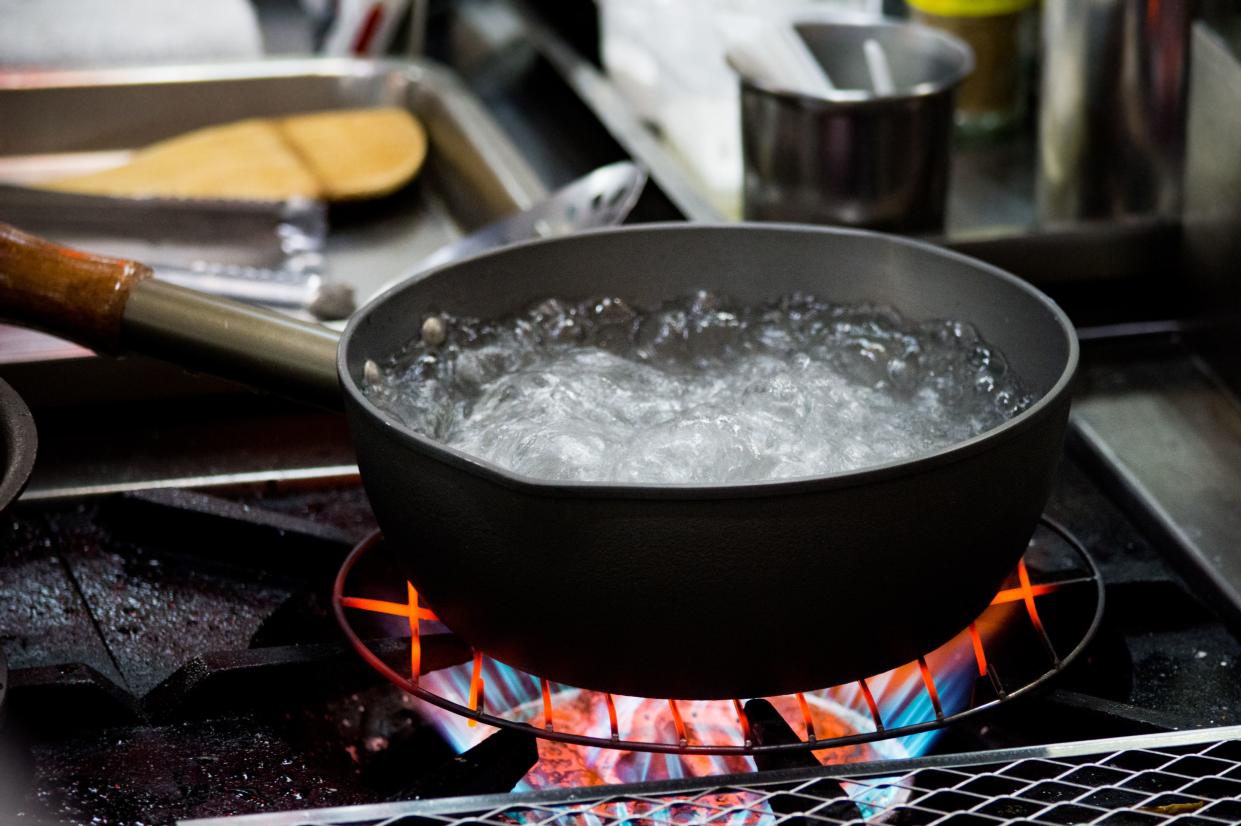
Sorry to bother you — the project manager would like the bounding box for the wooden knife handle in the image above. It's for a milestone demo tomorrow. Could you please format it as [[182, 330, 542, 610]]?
[[0, 222, 153, 352]]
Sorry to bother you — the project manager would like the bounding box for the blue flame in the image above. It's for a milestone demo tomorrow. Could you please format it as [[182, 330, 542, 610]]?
[[411, 612, 986, 790]]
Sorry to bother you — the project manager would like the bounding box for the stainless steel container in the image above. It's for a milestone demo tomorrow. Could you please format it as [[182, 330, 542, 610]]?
[[1037, 0, 1192, 223], [733, 21, 973, 231]]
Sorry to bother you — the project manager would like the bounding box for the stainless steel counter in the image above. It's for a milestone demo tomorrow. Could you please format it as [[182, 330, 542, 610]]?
[[1073, 339, 1241, 629], [1069, 23, 1241, 629]]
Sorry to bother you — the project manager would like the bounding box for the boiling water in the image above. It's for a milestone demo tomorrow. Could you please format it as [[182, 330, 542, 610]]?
[[364, 292, 1033, 484]]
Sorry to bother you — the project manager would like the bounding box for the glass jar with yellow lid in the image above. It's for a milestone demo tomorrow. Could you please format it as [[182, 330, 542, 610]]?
[[905, 0, 1035, 136]]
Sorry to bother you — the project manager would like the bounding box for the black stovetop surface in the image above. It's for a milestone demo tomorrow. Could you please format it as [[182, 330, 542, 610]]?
[[1, 451, 1239, 825]]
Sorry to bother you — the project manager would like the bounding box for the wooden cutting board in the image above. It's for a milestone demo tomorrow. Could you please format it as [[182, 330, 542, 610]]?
[[43, 107, 428, 202]]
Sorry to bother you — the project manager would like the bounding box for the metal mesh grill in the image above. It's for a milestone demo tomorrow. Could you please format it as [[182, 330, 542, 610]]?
[[183, 726, 1241, 825]]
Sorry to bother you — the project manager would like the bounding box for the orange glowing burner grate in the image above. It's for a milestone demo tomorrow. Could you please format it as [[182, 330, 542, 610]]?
[[333, 517, 1103, 756]]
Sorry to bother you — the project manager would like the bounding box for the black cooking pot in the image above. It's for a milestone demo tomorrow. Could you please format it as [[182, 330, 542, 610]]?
[[0, 223, 1076, 699], [0, 378, 35, 518], [0, 375, 36, 730]]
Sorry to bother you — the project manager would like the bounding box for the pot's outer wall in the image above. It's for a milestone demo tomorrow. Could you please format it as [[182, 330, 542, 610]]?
[[339, 224, 1077, 699]]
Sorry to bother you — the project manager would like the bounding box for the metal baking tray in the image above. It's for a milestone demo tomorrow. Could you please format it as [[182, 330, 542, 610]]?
[[0, 57, 547, 369]]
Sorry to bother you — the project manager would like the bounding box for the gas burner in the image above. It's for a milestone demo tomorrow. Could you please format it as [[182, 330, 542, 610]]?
[[334, 517, 1103, 756]]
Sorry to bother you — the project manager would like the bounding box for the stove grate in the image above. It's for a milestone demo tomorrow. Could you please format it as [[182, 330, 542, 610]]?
[[181, 725, 1241, 825], [332, 517, 1104, 756]]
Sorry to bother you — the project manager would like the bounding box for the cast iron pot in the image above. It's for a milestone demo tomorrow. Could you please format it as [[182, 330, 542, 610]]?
[[0, 222, 1077, 700], [0, 376, 35, 731], [0, 372, 35, 734], [0, 377, 35, 517]]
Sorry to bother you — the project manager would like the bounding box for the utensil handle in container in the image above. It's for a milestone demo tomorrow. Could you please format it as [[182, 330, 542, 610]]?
[[0, 222, 343, 409]]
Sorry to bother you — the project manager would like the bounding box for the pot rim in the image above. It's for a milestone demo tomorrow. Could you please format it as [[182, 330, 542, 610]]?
[[339, 223, 1078, 501]]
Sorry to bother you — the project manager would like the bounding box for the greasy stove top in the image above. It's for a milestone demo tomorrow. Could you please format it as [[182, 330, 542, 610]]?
[[0, 455, 1239, 824]]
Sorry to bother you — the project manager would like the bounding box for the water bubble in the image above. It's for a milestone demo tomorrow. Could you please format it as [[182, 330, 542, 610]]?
[[365, 292, 1033, 483]]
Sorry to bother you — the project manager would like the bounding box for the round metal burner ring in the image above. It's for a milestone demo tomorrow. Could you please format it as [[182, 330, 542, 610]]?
[[333, 517, 1104, 756]]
